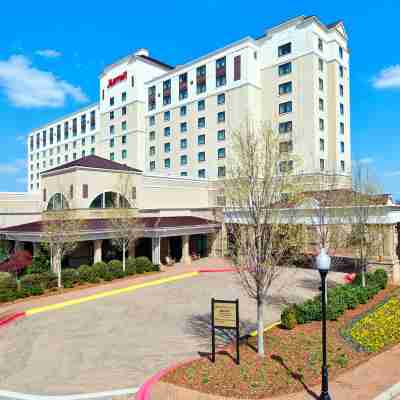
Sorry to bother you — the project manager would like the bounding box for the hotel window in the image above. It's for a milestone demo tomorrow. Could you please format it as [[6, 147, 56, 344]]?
[[149, 146, 156, 156], [110, 111, 114, 120], [339, 84, 344, 96], [122, 106, 127, 116], [181, 171, 188, 177], [217, 111, 225, 123], [279, 160, 293, 173], [179, 72, 188, 100], [69, 184, 73, 200], [102, 89, 105, 101], [30, 136, 34, 151], [57, 125, 61, 142], [122, 91, 127, 102], [318, 38, 324, 51], [65, 143, 69, 151], [198, 117, 206, 128], [217, 129, 226, 141], [110, 138, 115, 148], [122, 135, 127, 144], [279, 101, 292, 114], [73, 153, 77, 160], [320, 138, 325, 151], [278, 42, 291, 57], [198, 99, 205, 111], [196, 65, 206, 94], [164, 143, 171, 153], [340, 122, 345, 134], [320, 159, 325, 171], [164, 126, 171, 137], [163, 79, 171, 105], [82, 137, 86, 146], [278, 62, 292, 76], [57, 156, 60, 164], [150, 161, 156, 170], [109, 152, 115, 161], [180, 138, 187, 149], [319, 118, 325, 131], [122, 149, 127, 159], [164, 111, 170, 121], [339, 66, 344, 78], [90, 148, 95, 155], [110, 97, 115, 106], [149, 115, 155, 126], [82, 184, 88, 199], [64, 122, 69, 140], [318, 58, 324, 72], [42, 160, 46, 168], [72, 118, 77, 136], [319, 78, 324, 91], [57, 146, 61, 154], [198, 134, 205, 145], [81, 114, 86, 133], [340, 141, 345, 153], [217, 148, 226, 159], [121, 121, 127, 131], [234, 55, 241, 81], [218, 166, 226, 177], [341, 160, 345, 171], [91, 135, 95, 144], [340, 103, 344, 115], [110, 125, 115, 135], [279, 141, 293, 154], [180, 155, 188, 165], [180, 122, 187, 133], [148, 86, 156, 111], [279, 81, 292, 95], [319, 98, 324, 111], [180, 105, 187, 117], [149, 131, 156, 140], [339, 46, 343, 59], [216, 56, 226, 87], [164, 158, 171, 168], [42, 130, 46, 147], [131, 76, 135, 87], [217, 93, 225, 105], [198, 169, 206, 178], [198, 151, 206, 162], [90, 111, 96, 130]]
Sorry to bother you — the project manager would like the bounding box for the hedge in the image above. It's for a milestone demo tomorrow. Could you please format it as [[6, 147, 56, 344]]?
[[281, 269, 388, 330], [78, 264, 100, 284], [108, 260, 124, 279], [0, 272, 18, 303], [61, 268, 79, 288], [125, 257, 136, 276], [135, 256, 153, 274]]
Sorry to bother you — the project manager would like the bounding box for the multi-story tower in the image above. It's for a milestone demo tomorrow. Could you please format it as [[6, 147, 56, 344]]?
[[27, 15, 351, 192]]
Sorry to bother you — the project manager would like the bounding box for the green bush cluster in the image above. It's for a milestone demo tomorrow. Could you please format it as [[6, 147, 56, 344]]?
[[280, 269, 388, 330], [0, 272, 18, 302]]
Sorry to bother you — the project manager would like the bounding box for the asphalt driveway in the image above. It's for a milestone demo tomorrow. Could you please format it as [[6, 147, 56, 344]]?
[[0, 268, 343, 395]]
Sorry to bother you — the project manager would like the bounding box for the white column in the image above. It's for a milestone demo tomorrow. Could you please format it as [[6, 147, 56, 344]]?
[[181, 235, 191, 264], [152, 237, 161, 265], [93, 239, 103, 263]]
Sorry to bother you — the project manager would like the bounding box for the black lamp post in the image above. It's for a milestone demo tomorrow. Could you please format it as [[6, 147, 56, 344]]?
[[316, 247, 332, 400]]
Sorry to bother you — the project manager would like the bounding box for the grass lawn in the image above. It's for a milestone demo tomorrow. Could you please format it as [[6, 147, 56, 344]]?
[[163, 286, 400, 399]]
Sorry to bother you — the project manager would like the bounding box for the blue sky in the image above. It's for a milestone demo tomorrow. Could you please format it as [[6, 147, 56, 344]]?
[[0, 0, 399, 197]]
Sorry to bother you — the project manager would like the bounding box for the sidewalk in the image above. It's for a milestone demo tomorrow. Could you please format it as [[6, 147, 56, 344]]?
[[148, 344, 400, 400], [0, 257, 232, 319]]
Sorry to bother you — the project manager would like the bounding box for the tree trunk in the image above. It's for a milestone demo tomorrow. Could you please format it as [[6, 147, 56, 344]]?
[[123, 242, 126, 272], [257, 297, 265, 356], [361, 262, 366, 288], [53, 246, 62, 288]]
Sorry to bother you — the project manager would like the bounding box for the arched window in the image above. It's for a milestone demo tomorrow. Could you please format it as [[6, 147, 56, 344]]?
[[47, 193, 69, 210], [89, 191, 131, 209]]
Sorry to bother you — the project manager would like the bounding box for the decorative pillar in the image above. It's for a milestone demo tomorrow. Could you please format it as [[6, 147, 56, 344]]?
[[152, 236, 161, 266], [181, 235, 191, 264], [93, 239, 103, 263]]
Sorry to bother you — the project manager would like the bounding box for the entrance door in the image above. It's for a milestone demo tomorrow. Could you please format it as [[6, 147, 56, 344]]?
[[190, 234, 208, 257], [169, 236, 182, 261]]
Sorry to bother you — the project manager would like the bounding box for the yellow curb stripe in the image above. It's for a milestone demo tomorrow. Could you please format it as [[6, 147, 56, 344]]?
[[249, 321, 281, 337], [25, 272, 200, 316]]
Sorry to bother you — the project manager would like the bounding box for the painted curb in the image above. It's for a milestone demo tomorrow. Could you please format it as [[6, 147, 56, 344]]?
[[374, 382, 400, 400], [135, 321, 280, 400], [198, 268, 235, 273], [0, 311, 25, 328]]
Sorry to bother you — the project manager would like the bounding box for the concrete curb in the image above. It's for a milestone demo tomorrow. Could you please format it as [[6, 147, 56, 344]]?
[[374, 382, 400, 400], [198, 268, 235, 273], [0, 311, 25, 328]]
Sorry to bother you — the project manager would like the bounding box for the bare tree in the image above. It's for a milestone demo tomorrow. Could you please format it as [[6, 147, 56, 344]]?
[[108, 174, 144, 271], [43, 211, 85, 287], [224, 120, 304, 356]]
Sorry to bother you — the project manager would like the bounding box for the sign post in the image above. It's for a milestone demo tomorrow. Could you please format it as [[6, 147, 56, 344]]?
[[211, 298, 240, 365]]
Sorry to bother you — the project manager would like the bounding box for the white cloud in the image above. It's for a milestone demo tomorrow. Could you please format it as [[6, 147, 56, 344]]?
[[0, 55, 88, 108], [373, 65, 400, 89], [36, 49, 62, 58], [358, 157, 374, 165], [0, 159, 25, 175]]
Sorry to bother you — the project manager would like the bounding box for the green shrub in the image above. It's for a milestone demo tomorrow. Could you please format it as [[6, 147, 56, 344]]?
[[152, 264, 160, 272], [108, 260, 124, 279], [78, 264, 99, 283], [295, 299, 321, 324], [61, 268, 79, 288], [354, 286, 369, 304], [125, 257, 137, 276], [0, 272, 18, 303], [372, 269, 388, 290], [92, 261, 110, 280], [27, 252, 50, 274], [135, 257, 153, 274], [39, 271, 58, 290], [281, 306, 297, 330], [19, 274, 44, 296]]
